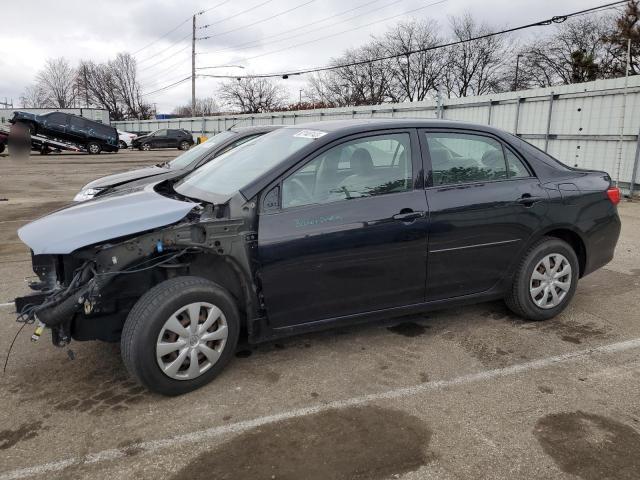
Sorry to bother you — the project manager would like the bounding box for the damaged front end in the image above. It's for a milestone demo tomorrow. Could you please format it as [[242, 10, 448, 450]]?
[[14, 186, 259, 349]]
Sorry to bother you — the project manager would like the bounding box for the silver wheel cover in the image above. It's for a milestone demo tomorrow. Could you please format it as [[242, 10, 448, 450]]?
[[156, 302, 228, 380], [529, 253, 572, 309]]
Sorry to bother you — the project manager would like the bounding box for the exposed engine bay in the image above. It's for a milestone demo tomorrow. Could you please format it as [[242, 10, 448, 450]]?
[[15, 196, 260, 348]]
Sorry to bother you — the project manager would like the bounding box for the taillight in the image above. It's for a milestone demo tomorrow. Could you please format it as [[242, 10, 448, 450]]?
[[607, 186, 621, 205]]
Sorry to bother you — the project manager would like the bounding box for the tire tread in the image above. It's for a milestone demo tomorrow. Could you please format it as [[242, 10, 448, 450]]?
[[121, 276, 236, 391]]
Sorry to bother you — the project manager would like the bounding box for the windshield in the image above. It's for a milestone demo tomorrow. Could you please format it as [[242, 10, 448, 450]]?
[[167, 130, 237, 169], [175, 128, 322, 199]]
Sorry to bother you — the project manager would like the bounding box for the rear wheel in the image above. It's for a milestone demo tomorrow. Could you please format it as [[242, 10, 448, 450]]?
[[505, 237, 579, 321], [87, 141, 101, 154], [121, 276, 240, 396], [178, 140, 190, 151]]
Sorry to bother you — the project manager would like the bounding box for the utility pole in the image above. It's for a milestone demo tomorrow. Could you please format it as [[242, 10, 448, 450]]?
[[192, 14, 196, 116], [514, 54, 523, 91]]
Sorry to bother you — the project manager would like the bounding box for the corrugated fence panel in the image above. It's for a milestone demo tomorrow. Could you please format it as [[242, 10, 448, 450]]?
[[113, 76, 640, 188]]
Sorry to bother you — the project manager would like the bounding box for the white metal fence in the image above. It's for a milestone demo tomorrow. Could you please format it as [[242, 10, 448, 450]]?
[[113, 76, 640, 192]]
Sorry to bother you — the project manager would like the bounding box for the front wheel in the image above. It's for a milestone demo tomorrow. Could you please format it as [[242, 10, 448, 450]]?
[[178, 141, 191, 151], [121, 276, 240, 396], [505, 237, 579, 321], [118, 140, 128, 149], [141, 143, 151, 151]]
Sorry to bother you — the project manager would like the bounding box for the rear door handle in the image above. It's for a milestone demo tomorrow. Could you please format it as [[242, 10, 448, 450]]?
[[393, 211, 425, 222], [517, 195, 544, 206]]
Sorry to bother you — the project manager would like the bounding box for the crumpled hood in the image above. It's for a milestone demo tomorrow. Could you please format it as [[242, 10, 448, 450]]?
[[84, 166, 168, 190], [19, 183, 197, 255]]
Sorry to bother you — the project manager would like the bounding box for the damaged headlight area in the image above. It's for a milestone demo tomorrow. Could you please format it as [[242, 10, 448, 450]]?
[[15, 248, 196, 347], [14, 209, 254, 350]]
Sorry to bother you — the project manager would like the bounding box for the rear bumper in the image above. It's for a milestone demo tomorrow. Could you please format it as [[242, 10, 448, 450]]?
[[583, 211, 621, 276]]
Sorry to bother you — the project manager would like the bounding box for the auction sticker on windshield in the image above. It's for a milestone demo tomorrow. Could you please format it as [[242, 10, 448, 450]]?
[[293, 130, 327, 139]]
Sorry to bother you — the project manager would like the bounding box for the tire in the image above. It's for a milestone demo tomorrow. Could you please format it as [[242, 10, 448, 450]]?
[[121, 276, 240, 396], [178, 141, 191, 151], [87, 141, 102, 154], [141, 143, 151, 151], [505, 236, 579, 321], [118, 140, 128, 150], [0, 143, 4, 154]]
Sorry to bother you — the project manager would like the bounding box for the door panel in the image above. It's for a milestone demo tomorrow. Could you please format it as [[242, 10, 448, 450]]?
[[425, 179, 547, 300], [258, 191, 429, 327], [421, 129, 547, 300], [257, 130, 428, 328]]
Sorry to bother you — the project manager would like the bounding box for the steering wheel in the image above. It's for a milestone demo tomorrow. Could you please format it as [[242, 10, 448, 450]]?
[[289, 178, 314, 204]]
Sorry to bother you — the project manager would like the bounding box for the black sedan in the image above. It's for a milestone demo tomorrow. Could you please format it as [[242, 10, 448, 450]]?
[[132, 128, 195, 151], [14, 119, 621, 395], [74, 126, 281, 201]]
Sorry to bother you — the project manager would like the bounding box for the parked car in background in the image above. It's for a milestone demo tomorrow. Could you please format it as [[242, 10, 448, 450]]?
[[0, 129, 7, 154], [132, 128, 195, 151], [73, 125, 280, 201], [117, 130, 138, 149], [15, 119, 621, 395], [9, 111, 119, 154]]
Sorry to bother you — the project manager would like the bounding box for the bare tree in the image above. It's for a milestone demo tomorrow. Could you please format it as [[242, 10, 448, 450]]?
[[306, 43, 395, 106], [379, 19, 446, 102], [218, 77, 287, 113], [517, 17, 615, 88], [442, 14, 511, 97], [78, 61, 124, 119], [605, 0, 640, 76], [172, 97, 220, 117], [35, 57, 77, 108], [19, 84, 49, 108], [77, 54, 151, 120], [109, 53, 150, 118]]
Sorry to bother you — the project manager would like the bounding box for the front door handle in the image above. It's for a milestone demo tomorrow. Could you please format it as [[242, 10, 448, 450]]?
[[517, 195, 544, 207], [393, 210, 425, 222]]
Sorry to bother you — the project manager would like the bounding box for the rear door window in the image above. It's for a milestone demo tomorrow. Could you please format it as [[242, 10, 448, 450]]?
[[424, 132, 530, 186]]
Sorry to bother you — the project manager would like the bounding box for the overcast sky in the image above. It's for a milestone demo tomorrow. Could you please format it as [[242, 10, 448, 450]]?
[[0, 0, 613, 112]]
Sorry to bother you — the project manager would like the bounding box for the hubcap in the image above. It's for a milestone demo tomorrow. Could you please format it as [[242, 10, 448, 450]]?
[[89, 144, 99, 153], [529, 253, 572, 309], [156, 302, 228, 380]]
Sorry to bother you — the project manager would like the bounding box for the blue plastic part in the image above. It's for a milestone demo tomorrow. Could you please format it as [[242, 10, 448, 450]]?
[[156, 240, 164, 253]]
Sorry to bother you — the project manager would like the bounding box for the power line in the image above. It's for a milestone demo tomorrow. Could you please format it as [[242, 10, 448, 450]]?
[[139, 51, 192, 83], [198, 0, 316, 41], [197, 0, 402, 56], [132, 17, 192, 55], [137, 33, 191, 65], [141, 76, 192, 97], [132, 0, 234, 56], [223, 0, 447, 64], [198, 0, 233, 15], [197, 0, 631, 80], [198, 0, 276, 30], [142, 0, 629, 98]]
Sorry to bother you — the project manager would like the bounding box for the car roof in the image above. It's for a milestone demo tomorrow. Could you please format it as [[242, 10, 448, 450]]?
[[229, 125, 283, 134], [282, 118, 507, 136]]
